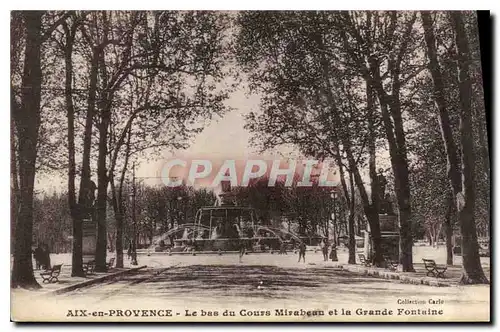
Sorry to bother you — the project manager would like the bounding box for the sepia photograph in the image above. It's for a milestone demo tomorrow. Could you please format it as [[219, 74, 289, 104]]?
[[9, 9, 491, 322]]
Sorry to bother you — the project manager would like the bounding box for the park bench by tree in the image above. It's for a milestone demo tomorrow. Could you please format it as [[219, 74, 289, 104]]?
[[40, 264, 62, 283], [422, 259, 447, 278], [384, 255, 398, 271], [83, 260, 95, 276], [358, 254, 371, 267], [106, 258, 115, 269]]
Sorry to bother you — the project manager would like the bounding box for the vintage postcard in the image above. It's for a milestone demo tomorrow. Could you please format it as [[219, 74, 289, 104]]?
[[10, 10, 490, 322]]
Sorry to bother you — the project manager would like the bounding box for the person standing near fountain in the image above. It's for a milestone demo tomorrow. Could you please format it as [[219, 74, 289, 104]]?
[[279, 241, 287, 255], [321, 239, 329, 261], [298, 242, 306, 263], [238, 238, 246, 263]]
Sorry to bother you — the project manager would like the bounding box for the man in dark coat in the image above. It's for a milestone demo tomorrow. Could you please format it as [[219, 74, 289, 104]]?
[[127, 242, 133, 260], [33, 245, 44, 270], [322, 239, 329, 261], [42, 244, 51, 270]]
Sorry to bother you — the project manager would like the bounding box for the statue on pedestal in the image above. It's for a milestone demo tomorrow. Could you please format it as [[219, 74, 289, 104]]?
[[377, 169, 394, 215], [383, 193, 395, 215]]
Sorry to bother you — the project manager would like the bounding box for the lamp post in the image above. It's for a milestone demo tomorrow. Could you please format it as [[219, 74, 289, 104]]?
[[330, 190, 338, 262]]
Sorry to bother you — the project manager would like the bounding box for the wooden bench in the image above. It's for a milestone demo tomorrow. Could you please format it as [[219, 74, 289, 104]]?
[[384, 255, 398, 271], [358, 254, 371, 267], [106, 257, 115, 269], [83, 260, 95, 276], [422, 259, 447, 278], [40, 264, 62, 283]]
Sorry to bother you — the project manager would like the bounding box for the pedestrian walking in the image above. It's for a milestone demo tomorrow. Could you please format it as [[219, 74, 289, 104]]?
[[33, 245, 44, 270], [330, 242, 338, 261], [279, 241, 287, 255], [239, 239, 246, 263], [298, 242, 306, 263], [127, 242, 132, 260]]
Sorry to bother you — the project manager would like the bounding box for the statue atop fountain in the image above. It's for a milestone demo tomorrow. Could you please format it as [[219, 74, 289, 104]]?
[[215, 170, 237, 206]]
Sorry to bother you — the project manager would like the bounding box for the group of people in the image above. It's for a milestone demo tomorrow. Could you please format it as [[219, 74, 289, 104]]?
[[319, 239, 337, 262], [238, 238, 335, 263], [32, 244, 51, 270], [298, 239, 336, 263]]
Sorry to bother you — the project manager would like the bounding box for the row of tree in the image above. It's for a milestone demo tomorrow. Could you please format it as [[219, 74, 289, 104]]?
[[236, 11, 489, 283], [11, 11, 235, 288]]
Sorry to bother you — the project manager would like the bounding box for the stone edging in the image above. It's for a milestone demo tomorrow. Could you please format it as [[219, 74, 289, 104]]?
[[337, 264, 452, 287], [44, 265, 148, 296]]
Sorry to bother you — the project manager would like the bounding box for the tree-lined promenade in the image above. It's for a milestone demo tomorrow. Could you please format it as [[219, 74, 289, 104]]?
[[11, 11, 489, 289]]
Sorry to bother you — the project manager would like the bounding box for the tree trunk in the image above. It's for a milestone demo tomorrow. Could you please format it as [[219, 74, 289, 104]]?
[[10, 14, 22, 253], [111, 174, 125, 268], [471, 12, 490, 257], [347, 172, 356, 265], [11, 117, 19, 254], [367, 82, 380, 216], [421, 11, 463, 193], [94, 43, 111, 271], [11, 11, 43, 289], [444, 193, 454, 265], [450, 11, 489, 284], [334, 141, 355, 264], [63, 20, 85, 278], [95, 104, 110, 271], [110, 175, 126, 269], [111, 126, 132, 268], [392, 121, 413, 272], [344, 144, 383, 267], [365, 78, 381, 266], [115, 210, 124, 268]]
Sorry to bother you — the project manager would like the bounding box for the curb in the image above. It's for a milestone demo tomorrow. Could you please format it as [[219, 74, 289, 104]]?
[[340, 264, 452, 287], [44, 265, 148, 296]]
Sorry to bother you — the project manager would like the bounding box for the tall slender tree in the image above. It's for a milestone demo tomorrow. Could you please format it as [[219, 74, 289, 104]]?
[[449, 11, 488, 284], [11, 11, 44, 288], [421, 10, 460, 266], [11, 10, 72, 287]]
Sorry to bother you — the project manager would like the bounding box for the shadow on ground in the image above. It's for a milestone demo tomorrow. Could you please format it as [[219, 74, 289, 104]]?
[[134, 265, 395, 299]]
